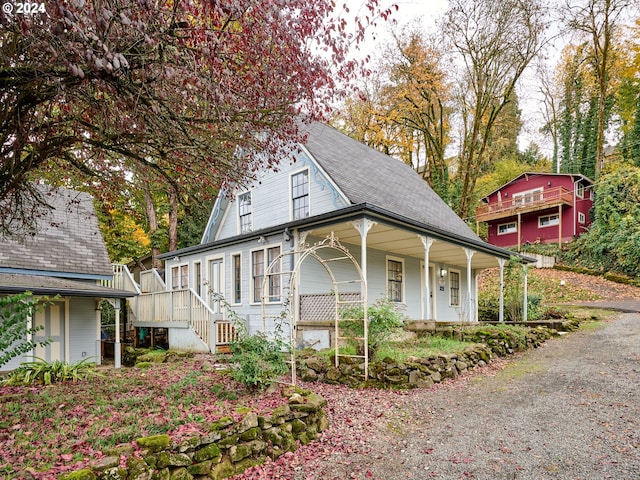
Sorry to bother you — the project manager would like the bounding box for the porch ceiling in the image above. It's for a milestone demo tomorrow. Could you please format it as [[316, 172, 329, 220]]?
[[306, 221, 506, 270]]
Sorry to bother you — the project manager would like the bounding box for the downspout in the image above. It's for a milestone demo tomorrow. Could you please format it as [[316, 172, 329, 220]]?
[[522, 265, 529, 322]]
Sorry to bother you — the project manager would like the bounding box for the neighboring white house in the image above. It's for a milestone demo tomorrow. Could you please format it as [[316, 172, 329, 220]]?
[[139, 122, 523, 353], [0, 186, 135, 371]]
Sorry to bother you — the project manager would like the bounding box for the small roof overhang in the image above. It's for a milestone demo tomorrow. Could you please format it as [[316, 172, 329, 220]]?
[[0, 273, 137, 298]]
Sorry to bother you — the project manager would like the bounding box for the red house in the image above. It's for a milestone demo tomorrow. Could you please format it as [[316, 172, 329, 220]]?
[[475, 173, 594, 249]]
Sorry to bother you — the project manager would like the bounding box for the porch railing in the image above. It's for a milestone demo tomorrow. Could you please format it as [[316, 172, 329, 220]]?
[[140, 269, 166, 293], [103, 264, 141, 294], [135, 288, 214, 348]]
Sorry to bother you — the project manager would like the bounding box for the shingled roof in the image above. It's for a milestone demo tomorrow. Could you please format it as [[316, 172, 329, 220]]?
[[303, 122, 480, 242], [0, 186, 112, 278]]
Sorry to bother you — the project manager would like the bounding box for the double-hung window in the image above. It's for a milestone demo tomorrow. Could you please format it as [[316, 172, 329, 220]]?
[[252, 245, 282, 303], [387, 258, 403, 302], [292, 170, 309, 220], [171, 264, 189, 290], [498, 222, 517, 235], [238, 191, 252, 234], [449, 271, 460, 307], [232, 254, 242, 304], [539, 214, 559, 227]]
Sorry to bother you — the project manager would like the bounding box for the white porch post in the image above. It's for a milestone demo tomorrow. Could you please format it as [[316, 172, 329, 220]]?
[[95, 299, 102, 365], [113, 298, 122, 369], [419, 236, 434, 320], [523, 264, 529, 322], [464, 249, 475, 322], [498, 258, 506, 322], [351, 219, 376, 302]]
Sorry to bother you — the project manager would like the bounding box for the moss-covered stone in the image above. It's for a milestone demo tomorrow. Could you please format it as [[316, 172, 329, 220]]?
[[290, 418, 306, 433], [217, 433, 240, 448], [126, 456, 153, 478], [289, 393, 326, 412], [97, 467, 127, 480], [136, 434, 171, 452], [136, 352, 167, 363], [91, 456, 120, 471], [240, 427, 261, 441], [187, 460, 213, 476], [232, 456, 266, 475], [177, 436, 201, 453], [229, 443, 253, 462], [209, 417, 234, 431], [193, 443, 222, 463], [296, 432, 311, 445], [58, 469, 96, 480], [151, 468, 170, 480], [210, 461, 235, 480], [135, 362, 153, 369], [270, 404, 290, 424], [156, 452, 191, 469], [168, 467, 193, 480]]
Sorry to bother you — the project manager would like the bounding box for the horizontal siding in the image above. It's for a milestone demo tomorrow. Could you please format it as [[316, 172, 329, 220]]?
[[214, 151, 348, 241]]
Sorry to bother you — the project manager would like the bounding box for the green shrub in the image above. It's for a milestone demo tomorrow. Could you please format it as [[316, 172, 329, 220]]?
[[340, 298, 405, 358], [3, 357, 101, 386], [228, 333, 289, 390]]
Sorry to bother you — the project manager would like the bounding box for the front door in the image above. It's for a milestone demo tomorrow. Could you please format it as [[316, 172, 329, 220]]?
[[33, 301, 66, 362], [209, 258, 224, 314]]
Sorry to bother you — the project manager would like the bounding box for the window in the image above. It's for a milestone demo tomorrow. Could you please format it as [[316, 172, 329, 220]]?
[[171, 264, 189, 290], [238, 191, 252, 234], [498, 222, 517, 235], [449, 271, 460, 307], [252, 246, 282, 303], [387, 258, 403, 302], [232, 254, 242, 304], [194, 262, 202, 297], [576, 183, 585, 198], [291, 170, 310, 220], [513, 188, 542, 206], [539, 214, 559, 227], [578, 212, 586, 224], [267, 246, 281, 302]]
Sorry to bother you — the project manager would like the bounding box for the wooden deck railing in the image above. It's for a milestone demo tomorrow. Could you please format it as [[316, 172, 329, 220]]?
[[475, 186, 574, 221], [140, 269, 166, 293]]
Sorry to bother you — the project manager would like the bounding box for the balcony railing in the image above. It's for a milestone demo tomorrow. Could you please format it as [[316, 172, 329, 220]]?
[[475, 186, 574, 222]]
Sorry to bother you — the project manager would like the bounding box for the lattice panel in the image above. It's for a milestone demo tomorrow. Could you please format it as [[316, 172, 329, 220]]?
[[300, 292, 361, 322]]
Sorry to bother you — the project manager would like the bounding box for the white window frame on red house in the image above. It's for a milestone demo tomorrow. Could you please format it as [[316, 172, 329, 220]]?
[[498, 222, 517, 235], [578, 212, 586, 224], [513, 188, 543, 206], [539, 214, 560, 228]]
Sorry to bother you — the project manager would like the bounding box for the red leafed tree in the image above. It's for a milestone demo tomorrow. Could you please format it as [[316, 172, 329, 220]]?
[[0, 0, 395, 238]]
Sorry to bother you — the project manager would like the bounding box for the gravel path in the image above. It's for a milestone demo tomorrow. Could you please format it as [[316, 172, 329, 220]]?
[[239, 312, 640, 480]]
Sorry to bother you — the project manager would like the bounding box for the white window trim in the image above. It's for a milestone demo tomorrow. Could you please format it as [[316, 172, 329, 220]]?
[[513, 187, 543, 205], [497, 221, 517, 235], [576, 183, 585, 199], [538, 214, 560, 228], [578, 212, 586, 224], [237, 190, 253, 235], [193, 261, 203, 298], [386, 255, 405, 303], [250, 242, 283, 305], [449, 269, 461, 307], [171, 262, 190, 290], [289, 167, 310, 221], [230, 251, 243, 306]]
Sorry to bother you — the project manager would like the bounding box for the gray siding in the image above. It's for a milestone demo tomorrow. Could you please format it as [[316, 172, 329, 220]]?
[[212, 150, 348, 241]]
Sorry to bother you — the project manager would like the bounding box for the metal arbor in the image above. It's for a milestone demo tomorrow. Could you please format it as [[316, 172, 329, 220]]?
[[261, 232, 368, 384]]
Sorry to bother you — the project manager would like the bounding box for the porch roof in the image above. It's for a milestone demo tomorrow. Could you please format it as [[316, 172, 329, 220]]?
[[160, 203, 533, 270], [0, 273, 137, 298]]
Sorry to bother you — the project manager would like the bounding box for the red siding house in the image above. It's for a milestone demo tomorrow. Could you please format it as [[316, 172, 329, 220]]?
[[475, 173, 594, 249]]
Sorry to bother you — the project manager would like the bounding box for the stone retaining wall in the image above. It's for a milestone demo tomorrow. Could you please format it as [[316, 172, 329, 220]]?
[[297, 325, 556, 389], [58, 390, 328, 480]]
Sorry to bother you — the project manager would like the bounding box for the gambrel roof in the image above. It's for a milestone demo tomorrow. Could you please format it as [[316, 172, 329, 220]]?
[[303, 123, 480, 243], [0, 186, 113, 279]]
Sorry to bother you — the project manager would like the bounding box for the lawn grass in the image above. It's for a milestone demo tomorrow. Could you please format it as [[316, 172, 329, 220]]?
[[0, 355, 287, 477]]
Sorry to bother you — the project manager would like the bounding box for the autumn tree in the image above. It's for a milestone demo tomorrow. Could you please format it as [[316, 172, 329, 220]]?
[[442, 0, 548, 219], [0, 0, 395, 239], [335, 29, 451, 200], [564, 0, 635, 175], [618, 18, 640, 165]]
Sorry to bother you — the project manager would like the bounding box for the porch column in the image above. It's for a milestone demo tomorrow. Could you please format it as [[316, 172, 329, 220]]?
[[351, 219, 377, 301], [464, 249, 475, 321], [95, 299, 102, 365], [498, 258, 506, 323], [558, 205, 562, 247], [517, 212, 522, 252], [523, 264, 529, 322], [113, 298, 122, 369], [418, 235, 434, 320]]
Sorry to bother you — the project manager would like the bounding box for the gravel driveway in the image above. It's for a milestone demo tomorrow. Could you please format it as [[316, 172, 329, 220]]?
[[238, 309, 640, 480]]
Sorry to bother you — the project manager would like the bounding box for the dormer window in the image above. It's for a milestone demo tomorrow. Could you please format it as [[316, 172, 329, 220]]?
[[291, 169, 309, 220], [238, 191, 252, 234]]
